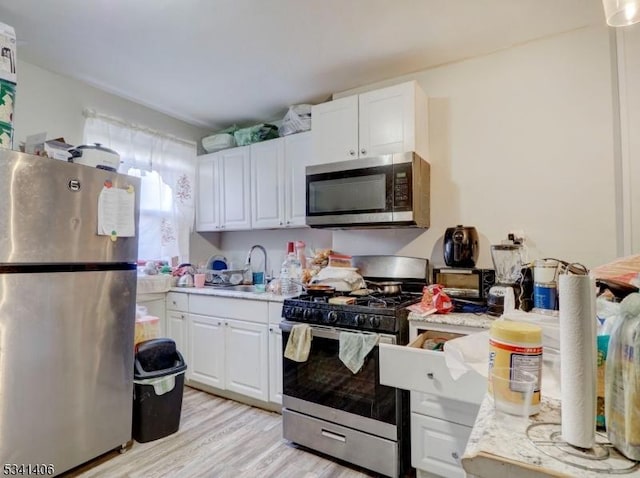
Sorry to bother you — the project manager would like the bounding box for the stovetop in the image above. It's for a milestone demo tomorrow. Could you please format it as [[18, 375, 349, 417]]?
[[282, 291, 422, 334]]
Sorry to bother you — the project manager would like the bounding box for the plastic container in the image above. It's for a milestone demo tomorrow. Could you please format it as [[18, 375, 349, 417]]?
[[280, 241, 302, 296], [133, 338, 187, 443], [328, 253, 352, 268], [202, 133, 236, 153], [489, 320, 542, 415]]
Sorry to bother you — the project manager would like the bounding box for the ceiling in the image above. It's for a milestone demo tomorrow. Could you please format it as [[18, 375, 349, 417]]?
[[0, 0, 605, 130]]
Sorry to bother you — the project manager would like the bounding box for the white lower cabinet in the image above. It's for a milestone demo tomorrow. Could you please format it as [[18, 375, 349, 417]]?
[[180, 294, 281, 405], [165, 291, 189, 375], [268, 325, 283, 404], [268, 301, 284, 405], [411, 413, 471, 478], [380, 326, 486, 477], [225, 319, 269, 401], [188, 314, 225, 388]]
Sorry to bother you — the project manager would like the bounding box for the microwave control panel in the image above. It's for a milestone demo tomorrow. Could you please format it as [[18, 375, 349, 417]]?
[[393, 164, 412, 210]]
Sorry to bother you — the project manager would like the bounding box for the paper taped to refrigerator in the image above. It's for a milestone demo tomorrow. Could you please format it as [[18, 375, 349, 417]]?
[[98, 186, 135, 237]]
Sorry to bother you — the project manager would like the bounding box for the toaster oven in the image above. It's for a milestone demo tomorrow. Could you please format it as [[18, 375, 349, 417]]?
[[432, 267, 495, 301]]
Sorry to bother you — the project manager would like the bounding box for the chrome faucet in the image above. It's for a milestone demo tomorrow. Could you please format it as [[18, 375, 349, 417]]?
[[245, 245, 268, 283]]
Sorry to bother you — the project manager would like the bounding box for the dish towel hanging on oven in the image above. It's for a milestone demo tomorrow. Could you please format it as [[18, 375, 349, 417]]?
[[284, 324, 312, 362], [339, 331, 379, 374]]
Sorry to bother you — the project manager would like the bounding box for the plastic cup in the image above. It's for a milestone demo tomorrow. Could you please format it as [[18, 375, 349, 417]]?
[[252, 272, 265, 285], [490, 367, 537, 431], [194, 273, 206, 288]]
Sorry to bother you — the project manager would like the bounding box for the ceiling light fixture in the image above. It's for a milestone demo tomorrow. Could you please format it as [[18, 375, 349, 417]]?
[[602, 0, 640, 26]]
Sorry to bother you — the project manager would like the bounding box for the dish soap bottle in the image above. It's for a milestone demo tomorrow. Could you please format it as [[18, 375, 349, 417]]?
[[280, 241, 302, 296]]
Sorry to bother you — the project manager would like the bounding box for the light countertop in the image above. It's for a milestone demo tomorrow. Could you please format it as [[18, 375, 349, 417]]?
[[408, 311, 495, 329], [170, 286, 287, 302], [462, 395, 640, 477]]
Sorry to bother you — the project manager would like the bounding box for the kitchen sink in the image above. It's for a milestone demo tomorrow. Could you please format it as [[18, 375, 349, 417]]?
[[226, 285, 261, 292]]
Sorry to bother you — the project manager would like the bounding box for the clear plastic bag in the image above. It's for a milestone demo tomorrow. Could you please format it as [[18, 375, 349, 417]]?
[[605, 293, 640, 459], [279, 104, 312, 136]]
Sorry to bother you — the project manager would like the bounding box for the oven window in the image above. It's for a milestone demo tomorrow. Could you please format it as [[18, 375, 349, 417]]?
[[308, 174, 387, 214], [282, 331, 397, 425]]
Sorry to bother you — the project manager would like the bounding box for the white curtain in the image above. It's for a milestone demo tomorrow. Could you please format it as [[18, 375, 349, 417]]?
[[83, 111, 196, 263]]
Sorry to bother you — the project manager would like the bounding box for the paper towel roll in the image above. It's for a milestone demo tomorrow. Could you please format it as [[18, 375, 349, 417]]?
[[559, 274, 597, 449]]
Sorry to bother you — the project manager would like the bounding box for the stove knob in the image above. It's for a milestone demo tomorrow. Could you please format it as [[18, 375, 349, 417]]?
[[313, 310, 323, 321], [284, 307, 293, 319], [303, 309, 313, 320], [354, 314, 366, 326], [293, 307, 303, 319], [369, 315, 381, 328], [327, 311, 339, 323]]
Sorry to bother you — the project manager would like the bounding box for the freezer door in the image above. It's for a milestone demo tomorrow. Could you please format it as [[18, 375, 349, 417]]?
[[0, 269, 136, 474], [0, 150, 140, 264]]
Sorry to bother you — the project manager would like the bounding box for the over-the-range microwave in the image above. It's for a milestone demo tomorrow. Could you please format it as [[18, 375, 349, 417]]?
[[305, 152, 431, 228]]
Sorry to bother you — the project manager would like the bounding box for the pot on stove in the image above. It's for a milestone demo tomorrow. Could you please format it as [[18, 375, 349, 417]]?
[[365, 280, 403, 295], [443, 225, 479, 268]]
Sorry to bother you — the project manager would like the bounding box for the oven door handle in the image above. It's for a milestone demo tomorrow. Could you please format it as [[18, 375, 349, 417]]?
[[279, 320, 396, 344]]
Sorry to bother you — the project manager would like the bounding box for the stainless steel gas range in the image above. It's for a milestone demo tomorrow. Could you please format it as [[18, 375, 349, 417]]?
[[280, 255, 429, 478]]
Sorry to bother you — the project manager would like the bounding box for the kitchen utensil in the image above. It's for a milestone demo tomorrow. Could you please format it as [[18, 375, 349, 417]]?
[[304, 284, 336, 296], [443, 225, 479, 268], [206, 254, 228, 271], [177, 274, 194, 287], [68, 143, 120, 171], [487, 244, 523, 316], [365, 280, 403, 295]]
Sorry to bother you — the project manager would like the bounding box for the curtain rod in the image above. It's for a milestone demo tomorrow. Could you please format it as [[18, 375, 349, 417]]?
[[83, 109, 197, 148]]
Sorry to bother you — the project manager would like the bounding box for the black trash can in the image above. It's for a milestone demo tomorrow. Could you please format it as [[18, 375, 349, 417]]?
[[132, 338, 187, 443]]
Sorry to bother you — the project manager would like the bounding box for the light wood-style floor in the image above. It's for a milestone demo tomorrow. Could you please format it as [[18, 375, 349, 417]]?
[[63, 387, 381, 478]]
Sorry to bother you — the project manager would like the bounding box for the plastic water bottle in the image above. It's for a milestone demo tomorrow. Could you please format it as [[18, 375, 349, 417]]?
[[280, 241, 302, 296]]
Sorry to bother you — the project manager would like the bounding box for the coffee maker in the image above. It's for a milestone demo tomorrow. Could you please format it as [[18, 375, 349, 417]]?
[[487, 244, 523, 316]]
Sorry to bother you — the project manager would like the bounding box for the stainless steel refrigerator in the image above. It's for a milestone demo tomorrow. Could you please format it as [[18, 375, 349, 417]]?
[[0, 150, 140, 475]]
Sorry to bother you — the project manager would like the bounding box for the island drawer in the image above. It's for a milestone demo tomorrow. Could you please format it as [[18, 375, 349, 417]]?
[[379, 331, 486, 404]]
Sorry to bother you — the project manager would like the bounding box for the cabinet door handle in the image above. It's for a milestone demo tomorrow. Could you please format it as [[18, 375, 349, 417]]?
[[218, 321, 222, 325], [279, 221, 283, 226], [451, 451, 459, 460], [349, 150, 355, 156], [269, 327, 273, 332], [360, 148, 366, 155], [286, 220, 290, 224], [427, 372, 434, 380]]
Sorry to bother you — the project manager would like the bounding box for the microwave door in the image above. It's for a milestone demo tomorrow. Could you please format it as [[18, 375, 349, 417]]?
[[306, 162, 393, 226]]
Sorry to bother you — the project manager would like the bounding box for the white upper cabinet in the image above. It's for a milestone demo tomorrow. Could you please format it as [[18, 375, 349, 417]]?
[[311, 80, 428, 165], [251, 138, 285, 229], [284, 131, 312, 227], [196, 155, 220, 231], [219, 146, 251, 230], [311, 95, 359, 165], [197, 147, 251, 232], [248, 133, 312, 229]]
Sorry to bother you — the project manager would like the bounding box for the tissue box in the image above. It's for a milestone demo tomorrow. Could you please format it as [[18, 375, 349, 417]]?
[[134, 316, 160, 347]]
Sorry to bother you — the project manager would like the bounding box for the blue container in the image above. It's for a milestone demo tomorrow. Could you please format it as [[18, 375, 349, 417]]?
[[534, 282, 557, 310]]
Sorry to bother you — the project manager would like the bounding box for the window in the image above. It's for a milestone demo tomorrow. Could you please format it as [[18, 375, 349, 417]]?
[[83, 111, 196, 263]]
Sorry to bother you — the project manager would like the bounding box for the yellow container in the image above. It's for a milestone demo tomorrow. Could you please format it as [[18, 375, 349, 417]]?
[[489, 320, 543, 415]]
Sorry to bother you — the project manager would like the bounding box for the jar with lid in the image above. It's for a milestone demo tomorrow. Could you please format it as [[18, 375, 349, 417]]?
[[489, 320, 543, 415]]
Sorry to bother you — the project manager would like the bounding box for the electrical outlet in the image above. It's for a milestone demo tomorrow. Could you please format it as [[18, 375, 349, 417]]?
[[508, 229, 526, 245]]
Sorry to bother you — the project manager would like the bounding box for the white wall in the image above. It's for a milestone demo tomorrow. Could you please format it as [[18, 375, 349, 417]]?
[[12, 60, 207, 147], [616, 25, 640, 254], [331, 26, 618, 270], [190, 228, 332, 278]]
